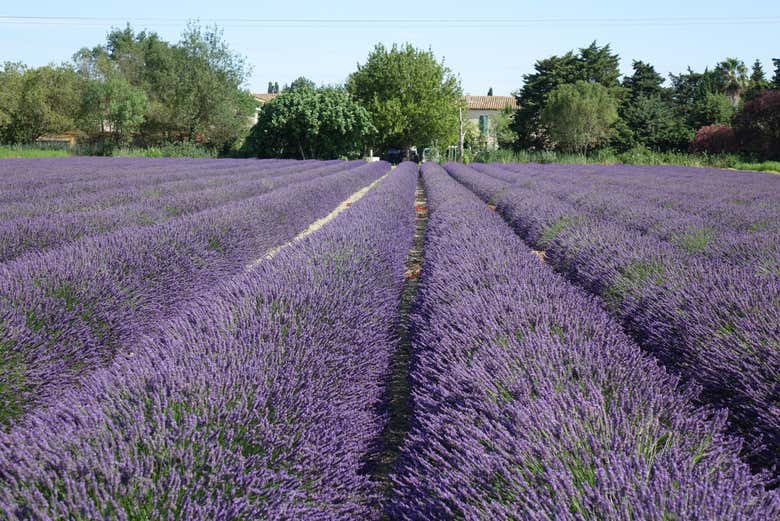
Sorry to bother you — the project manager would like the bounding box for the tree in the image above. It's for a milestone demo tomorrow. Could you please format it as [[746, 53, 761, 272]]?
[[267, 81, 274, 94], [243, 82, 375, 159], [733, 90, 780, 160], [750, 60, 768, 86], [285, 76, 316, 92], [72, 24, 255, 151], [539, 81, 618, 153], [772, 58, 780, 89], [487, 87, 493, 96], [621, 94, 692, 151], [172, 24, 256, 151], [510, 41, 621, 149], [714, 58, 749, 106], [691, 91, 736, 128], [623, 60, 665, 99], [670, 67, 735, 131], [347, 43, 462, 153], [493, 106, 516, 149], [0, 63, 25, 141], [0, 63, 80, 144], [746, 60, 771, 99], [79, 74, 148, 143]]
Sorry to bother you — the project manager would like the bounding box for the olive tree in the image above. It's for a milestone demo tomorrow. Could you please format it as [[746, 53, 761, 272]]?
[[540, 81, 618, 153]]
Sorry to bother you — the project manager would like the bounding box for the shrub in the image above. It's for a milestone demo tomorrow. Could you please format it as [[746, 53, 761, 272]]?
[[689, 124, 737, 154], [733, 90, 780, 160]]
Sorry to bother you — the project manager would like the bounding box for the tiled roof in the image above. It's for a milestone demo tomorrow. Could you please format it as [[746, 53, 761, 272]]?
[[253, 92, 519, 111], [465, 95, 518, 110], [253, 93, 280, 103]]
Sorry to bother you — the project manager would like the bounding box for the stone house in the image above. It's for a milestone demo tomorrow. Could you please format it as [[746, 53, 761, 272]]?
[[465, 95, 518, 149]]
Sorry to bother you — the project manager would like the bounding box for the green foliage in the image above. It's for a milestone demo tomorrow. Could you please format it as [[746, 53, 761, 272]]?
[[713, 57, 749, 106], [0, 144, 71, 158], [0, 62, 80, 144], [746, 60, 771, 99], [347, 43, 462, 152], [540, 81, 618, 153], [623, 60, 665, 99], [470, 147, 780, 174], [243, 82, 374, 159], [511, 41, 622, 149], [110, 142, 217, 158], [493, 106, 517, 149], [79, 75, 148, 143], [773, 58, 780, 88], [72, 23, 255, 152], [621, 95, 694, 151], [672, 228, 716, 253], [692, 92, 737, 129]]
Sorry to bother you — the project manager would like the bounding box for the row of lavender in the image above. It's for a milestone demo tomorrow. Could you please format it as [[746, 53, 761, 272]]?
[[0, 158, 310, 203], [446, 162, 780, 471], [0, 160, 390, 426], [1, 160, 364, 262], [469, 162, 779, 267], [0, 163, 419, 520], [390, 163, 778, 520]]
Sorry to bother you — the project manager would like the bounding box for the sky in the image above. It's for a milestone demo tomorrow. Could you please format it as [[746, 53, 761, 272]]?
[[1, 1, 778, 96]]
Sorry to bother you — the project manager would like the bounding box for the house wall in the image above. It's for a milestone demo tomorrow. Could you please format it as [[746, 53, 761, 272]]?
[[467, 108, 500, 149]]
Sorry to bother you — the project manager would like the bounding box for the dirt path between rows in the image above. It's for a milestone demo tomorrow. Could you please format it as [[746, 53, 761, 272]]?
[[244, 171, 390, 271], [366, 173, 428, 516]]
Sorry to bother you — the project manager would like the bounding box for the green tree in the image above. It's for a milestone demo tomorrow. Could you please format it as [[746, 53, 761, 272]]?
[[493, 106, 516, 149], [623, 60, 665, 99], [0, 63, 80, 144], [621, 94, 692, 150], [714, 58, 749, 106], [746, 59, 771, 99], [243, 82, 374, 159], [511, 42, 621, 149], [772, 58, 780, 88], [73, 24, 255, 152], [540, 81, 618, 153], [0, 63, 25, 140], [285, 77, 316, 92], [691, 91, 736, 128], [347, 43, 462, 153], [79, 74, 149, 143], [670, 67, 734, 131]]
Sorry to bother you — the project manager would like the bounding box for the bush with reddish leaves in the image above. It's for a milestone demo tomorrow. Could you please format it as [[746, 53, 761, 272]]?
[[689, 124, 737, 154], [734, 90, 780, 160]]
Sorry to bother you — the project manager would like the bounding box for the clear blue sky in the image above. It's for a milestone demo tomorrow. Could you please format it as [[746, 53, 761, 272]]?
[[1, 1, 778, 96]]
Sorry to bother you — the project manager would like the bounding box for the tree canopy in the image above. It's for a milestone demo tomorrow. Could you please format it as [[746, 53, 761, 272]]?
[[540, 81, 618, 153], [511, 42, 622, 149], [243, 80, 374, 160], [0, 62, 80, 144], [0, 24, 256, 151], [347, 43, 462, 152]]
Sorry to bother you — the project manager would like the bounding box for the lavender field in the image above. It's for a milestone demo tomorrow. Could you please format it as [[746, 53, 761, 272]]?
[[0, 158, 778, 520]]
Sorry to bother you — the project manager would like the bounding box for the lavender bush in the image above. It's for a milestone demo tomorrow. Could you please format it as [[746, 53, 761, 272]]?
[[0, 161, 390, 426], [390, 162, 778, 520], [0, 162, 418, 520], [446, 161, 780, 471], [0, 160, 363, 262]]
